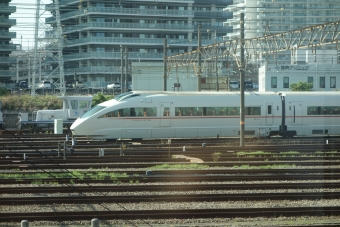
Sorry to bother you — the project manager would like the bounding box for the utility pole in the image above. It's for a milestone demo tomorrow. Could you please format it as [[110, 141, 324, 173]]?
[[197, 25, 201, 91], [124, 46, 128, 94], [120, 45, 124, 93], [163, 38, 167, 91], [240, 13, 245, 147], [216, 47, 218, 91]]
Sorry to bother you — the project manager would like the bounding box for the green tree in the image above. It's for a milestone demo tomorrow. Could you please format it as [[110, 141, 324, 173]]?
[[289, 82, 312, 91], [0, 87, 9, 96], [92, 92, 113, 106]]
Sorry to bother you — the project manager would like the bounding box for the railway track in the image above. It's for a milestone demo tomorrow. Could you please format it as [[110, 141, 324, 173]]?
[[1, 173, 339, 184], [2, 207, 340, 222], [1, 136, 340, 226], [2, 192, 340, 205], [2, 182, 340, 194]]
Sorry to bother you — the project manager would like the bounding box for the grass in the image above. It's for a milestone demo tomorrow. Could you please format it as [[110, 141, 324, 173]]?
[[0, 171, 130, 182], [233, 164, 297, 169], [150, 163, 209, 170]]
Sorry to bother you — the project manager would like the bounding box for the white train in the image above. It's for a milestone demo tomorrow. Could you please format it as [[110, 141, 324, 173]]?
[[70, 91, 340, 140]]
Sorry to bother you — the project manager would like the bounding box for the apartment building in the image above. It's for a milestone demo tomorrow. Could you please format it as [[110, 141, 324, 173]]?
[[0, 0, 16, 83], [224, 0, 340, 65], [222, 0, 340, 91], [45, 0, 232, 88]]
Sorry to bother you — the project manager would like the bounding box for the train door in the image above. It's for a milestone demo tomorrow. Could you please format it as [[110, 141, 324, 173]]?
[[266, 103, 273, 125], [160, 102, 171, 127], [290, 101, 303, 125]]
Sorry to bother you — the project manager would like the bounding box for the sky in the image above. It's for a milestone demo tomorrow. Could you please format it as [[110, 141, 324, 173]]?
[[9, 0, 51, 50]]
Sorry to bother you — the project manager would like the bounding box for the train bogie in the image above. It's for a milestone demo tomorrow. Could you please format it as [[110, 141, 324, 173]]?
[[70, 91, 340, 140]]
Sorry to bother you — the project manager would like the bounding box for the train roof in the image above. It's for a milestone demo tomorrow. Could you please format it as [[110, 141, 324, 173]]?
[[128, 91, 340, 97], [57, 96, 93, 101]]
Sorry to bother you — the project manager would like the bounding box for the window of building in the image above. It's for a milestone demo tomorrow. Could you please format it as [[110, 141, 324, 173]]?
[[319, 77, 325, 88], [330, 77, 336, 88], [308, 77, 313, 88], [271, 77, 277, 88], [283, 77, 289, 88]]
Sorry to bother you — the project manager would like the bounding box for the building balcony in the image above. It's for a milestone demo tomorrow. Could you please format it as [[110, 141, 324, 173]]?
[[46, 7, 194, 23], [64, 66, 122, 76], [194, 25, 232, 36], [226, 3, 245, 12], [56, 0, 194, 7], [0, 18, 16, 27], [194, 11, 232, 19], [0, 57, 17, 65], [62, 22, 195, 34], [194, 0, 232, 5], [63, 37, 197, 48], [0, 69, 16, 77], [0, 31, 16, 39], [46, 51, 166, 63], [0, 5, 16, 14], [0, 44, 17, 51]]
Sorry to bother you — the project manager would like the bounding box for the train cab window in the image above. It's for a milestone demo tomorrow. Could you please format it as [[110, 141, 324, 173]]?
[[79, 101, 90, 109], [70, 100, 78, 110], [82, 105, 106, 119]]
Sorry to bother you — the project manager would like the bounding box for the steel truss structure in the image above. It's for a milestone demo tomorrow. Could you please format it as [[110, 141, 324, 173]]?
[[166, 20, 340, 79], [32, 0, 65, 96]]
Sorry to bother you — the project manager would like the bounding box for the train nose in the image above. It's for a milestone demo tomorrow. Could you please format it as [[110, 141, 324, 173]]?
[[70, 118, 87, 136]]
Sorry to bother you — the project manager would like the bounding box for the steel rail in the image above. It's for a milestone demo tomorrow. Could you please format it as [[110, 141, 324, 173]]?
[[1, 173, 339, 185], [2, 192, 340, 205], [1, 182, 340, 194], [1, 207, 340, 222]]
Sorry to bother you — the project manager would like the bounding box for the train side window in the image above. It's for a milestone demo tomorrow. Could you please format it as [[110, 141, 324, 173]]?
[[227, 107, 239, 115], [118, 108, 129, 117], [267, 105, 272, 115], [98, 109, 119, 118], [134, 107, 144, 117], [144, 107, 156, 117], [175, 107, 183, 116], [215, 107, 227, 116], [130, 108, 136, 117], [163, 107, 170, 116], [192, 107, 203, 116], [307, 107, 316, 115], [246, 107, 261, 115]]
